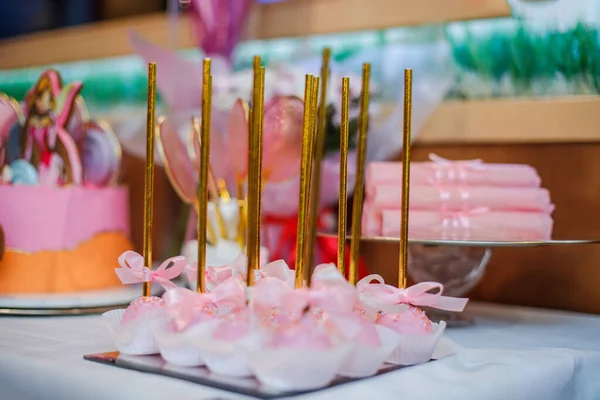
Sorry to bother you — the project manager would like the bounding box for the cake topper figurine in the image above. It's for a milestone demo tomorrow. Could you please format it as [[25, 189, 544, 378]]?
[[349, 63, 371, 285], [0, 70, 121, 187], [142, 62, 157, 298], [21, 70, 83, 185]]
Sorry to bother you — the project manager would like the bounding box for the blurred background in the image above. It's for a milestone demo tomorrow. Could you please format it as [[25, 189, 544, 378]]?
[[0, 0, 166, 38]]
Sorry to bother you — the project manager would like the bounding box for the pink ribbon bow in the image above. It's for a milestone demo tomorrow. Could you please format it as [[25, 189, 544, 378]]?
[[428, 153, 486, 185], [357, 274, 468, 312], [115, 251, 186, 291], [287, 278, 358, 316], [440, 207, 489, 240], [187, 252, 293, 289]]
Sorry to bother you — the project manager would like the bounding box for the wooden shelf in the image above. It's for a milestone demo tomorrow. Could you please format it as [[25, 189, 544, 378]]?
[[0, 14, 195, 70], [0, 0, 511, 69], [416, 96, 600, 145], [254, 0, 510, 39], [100, 97, 600, 147]]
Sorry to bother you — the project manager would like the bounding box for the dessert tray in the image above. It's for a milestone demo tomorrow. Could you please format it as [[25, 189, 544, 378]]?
[[82, 57, 470, 398], [84, 351, 408, 399], [79, 38, 600, 396]]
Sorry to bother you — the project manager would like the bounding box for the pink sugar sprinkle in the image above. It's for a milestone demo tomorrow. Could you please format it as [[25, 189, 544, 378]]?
[[267, 317, 334, 350], [376, 306, 433, 335], [121, 296, 165, 325], [212, 310, 250, 341]]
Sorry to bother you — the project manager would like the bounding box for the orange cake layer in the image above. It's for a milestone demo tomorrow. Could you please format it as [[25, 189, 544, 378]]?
[[0, 232, 131, 294]]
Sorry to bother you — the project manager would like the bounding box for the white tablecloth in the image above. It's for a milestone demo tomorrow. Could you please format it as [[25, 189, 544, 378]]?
[[1, 302, 599, 400]]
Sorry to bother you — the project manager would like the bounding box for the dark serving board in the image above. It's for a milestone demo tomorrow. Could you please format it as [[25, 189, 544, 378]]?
[[84, 351, 408, 399]]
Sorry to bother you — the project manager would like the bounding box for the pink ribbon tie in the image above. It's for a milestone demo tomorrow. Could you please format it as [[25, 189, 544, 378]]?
[[428, 153, 486, 185], [357, 277, 468, 312], [115, 250, 186, 291], [440, 207, 489, 240], [188, 252, 293, 289]]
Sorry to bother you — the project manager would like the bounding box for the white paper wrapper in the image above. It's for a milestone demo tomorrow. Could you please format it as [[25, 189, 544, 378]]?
[[386, 321, 447, 366], [338, 325, 401, 378], [246, 344, 354, 391], [102, 308, 168, 355], [432, 336, 461, 360], [154, 320, 220, 367], [192, 333, 258, 377]]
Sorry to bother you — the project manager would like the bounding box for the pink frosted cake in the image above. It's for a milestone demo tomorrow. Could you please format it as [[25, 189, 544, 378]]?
[[0, 70, 132, 294]]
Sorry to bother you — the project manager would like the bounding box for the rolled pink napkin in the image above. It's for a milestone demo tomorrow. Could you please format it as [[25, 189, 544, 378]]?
[[364, 208, 552, 241], [367, 185, 554, 213], [366, 155, 541, 188]]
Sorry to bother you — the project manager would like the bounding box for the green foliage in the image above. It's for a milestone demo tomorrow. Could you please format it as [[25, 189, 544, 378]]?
[[322, 101, 361, 155], [450, 22, 600, 97]]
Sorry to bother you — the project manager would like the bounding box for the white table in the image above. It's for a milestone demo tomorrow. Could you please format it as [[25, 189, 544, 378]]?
[[1, 302, 599, 400]]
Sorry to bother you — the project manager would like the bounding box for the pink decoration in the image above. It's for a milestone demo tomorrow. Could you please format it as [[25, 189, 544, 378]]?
[[130, 32, 205, 112], [367, 154, 542, 187], [156, 117, 197, 202], [187, 108, 230, 180], [186, 252, 292, 289], [284, 282, 358, 317], [356, 275, 468, 312], [20, 71, 84, 185], [262, 151, 357, 218], [367, 184, 554, 213], [189, 0, 253, 61], [372, 208, 553, 241], [261, 96, 304, 182], [115, 251, 186, 291], [1, 70, 120, 187], [37, 153, 64, 185], [227, 99, 249, 182], [202, 274, 247, 312], [226, 96, 304, 184], [0, 185, 129, 252]]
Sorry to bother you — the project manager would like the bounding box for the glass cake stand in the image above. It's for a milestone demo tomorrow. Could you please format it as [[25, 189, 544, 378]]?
[[319, 233, 600, 326]]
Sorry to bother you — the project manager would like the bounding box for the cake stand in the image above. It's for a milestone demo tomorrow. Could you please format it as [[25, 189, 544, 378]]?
[[320, 233, 600, 326]]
